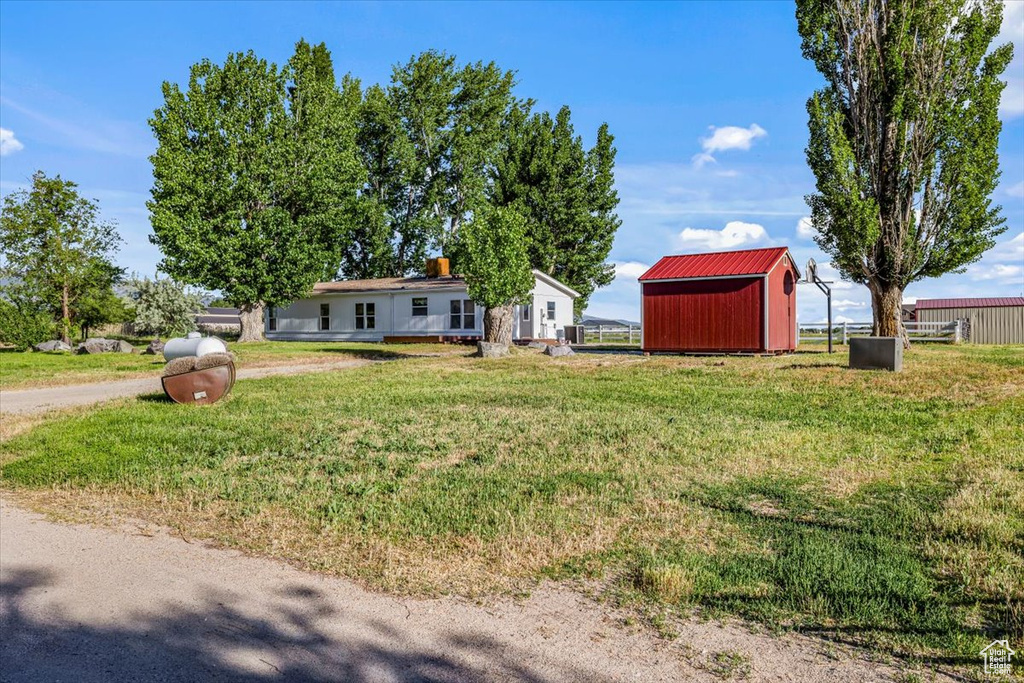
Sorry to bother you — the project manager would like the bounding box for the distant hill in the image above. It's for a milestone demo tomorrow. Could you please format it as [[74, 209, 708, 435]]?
[[581, 315, 640, 327]]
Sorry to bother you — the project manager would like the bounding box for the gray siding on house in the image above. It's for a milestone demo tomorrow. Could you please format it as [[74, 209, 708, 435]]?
[[917, 305, 1024, 344]]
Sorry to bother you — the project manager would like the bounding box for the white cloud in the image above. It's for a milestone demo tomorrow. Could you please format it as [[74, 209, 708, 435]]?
[[968, 263, 1023, 281], [702, 124, 767, 153], [796, 216, 816, 240], [691, 151, 716, 168], [676, 220, 769, 251], [614, 261, 651, 280], [692, 124, 767, 168], [832, 299, 868, 309], [986, 232, 1024, 262], [1006, 181, 1024, 198], [998, 0, 1024, 118], [0, 128, 24, 156]]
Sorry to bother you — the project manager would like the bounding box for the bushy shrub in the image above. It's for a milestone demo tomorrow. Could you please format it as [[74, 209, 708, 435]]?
[[124, 276, 202, 338], [0, 299, 56, 350]]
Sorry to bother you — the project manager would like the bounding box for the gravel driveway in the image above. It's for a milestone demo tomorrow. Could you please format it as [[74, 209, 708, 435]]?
[[0, 360, 371, 415]]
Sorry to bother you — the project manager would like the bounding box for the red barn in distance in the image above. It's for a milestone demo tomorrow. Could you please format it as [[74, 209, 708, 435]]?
[[639, 247, 800, 354]]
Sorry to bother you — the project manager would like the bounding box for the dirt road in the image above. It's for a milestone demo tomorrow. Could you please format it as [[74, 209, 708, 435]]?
[[0, 360, 371, 415]]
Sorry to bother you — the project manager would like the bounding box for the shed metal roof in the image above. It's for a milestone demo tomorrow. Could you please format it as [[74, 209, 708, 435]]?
[[915, 297, 1024, 310], [638, 247, 793, 281]]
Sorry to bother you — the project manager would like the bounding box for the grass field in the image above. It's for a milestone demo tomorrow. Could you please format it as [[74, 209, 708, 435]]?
[[2, 344, 1022, 672], [0, 340, 463, 390]]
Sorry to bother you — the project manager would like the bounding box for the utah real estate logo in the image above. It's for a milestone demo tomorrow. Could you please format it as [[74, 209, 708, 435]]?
[[980, 639, 1015, 676]]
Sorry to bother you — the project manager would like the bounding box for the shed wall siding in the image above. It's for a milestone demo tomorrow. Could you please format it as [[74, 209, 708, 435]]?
[[642, 277, 764, 352], [766, 261, 798, 351], [917, 306, 1024, 344]]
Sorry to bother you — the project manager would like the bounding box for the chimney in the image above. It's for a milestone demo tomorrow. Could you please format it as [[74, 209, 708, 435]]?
[[426, 257, 450, 278]]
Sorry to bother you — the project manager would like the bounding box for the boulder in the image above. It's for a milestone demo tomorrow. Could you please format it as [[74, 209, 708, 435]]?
[[544, 344, 575, 358], [33, 340, 72, 353], [476, 341, 510, 358], [114, 340, 136, 354], [77, 338, 113, 354], [526, 341, 549, 350], [142, 339, 165, 355]]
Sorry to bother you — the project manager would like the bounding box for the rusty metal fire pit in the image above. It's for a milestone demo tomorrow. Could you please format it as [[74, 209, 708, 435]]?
[[161, 352, 236, 405]]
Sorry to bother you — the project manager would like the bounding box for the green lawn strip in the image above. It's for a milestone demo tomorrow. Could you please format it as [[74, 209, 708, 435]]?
[[0, 340, 465, 390], [2, 347, 1021, 666]]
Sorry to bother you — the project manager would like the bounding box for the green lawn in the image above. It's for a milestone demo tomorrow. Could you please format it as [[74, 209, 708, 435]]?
[[2, 344, 1022, 672], [0, 340, 464, 390]]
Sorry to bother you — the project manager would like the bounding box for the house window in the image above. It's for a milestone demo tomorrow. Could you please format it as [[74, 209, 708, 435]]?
[[268, 307, 278, 332], [319, 303, 330, 331], [546, 301, 556, 320], [522, 304, 531, 321], [449, 299, 476, 329], [355, 302, 375, 330], [412, 297, 428, 317]]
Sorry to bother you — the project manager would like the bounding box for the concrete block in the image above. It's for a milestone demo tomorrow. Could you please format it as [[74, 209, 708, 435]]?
[[849, 337, 902, 372]]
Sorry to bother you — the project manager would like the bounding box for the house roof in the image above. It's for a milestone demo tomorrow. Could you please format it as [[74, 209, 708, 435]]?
[[311, 269, 579, 298], [638, 247, 797, 281], [915, 297, 1024, 310], [313, 275, 467, 294]]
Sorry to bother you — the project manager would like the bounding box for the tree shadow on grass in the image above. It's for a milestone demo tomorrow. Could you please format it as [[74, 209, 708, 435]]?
[[0, 565, 608, 683]]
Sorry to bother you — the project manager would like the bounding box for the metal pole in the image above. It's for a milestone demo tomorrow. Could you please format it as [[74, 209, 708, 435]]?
[[827, 287, 833, 354]]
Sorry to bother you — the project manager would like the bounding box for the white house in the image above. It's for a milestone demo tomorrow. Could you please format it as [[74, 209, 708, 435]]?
[[266, 263, 579, 343]]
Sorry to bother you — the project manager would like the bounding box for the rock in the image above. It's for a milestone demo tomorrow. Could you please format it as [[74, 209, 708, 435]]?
[[33, 340, 72, 353], [76, 338, 133, 354], [77, 338, 112, 354], [544, 344, 575, 358], [476, 341, 510, 358], [142, 339, 164, 355], [526, 341, 549, 350]]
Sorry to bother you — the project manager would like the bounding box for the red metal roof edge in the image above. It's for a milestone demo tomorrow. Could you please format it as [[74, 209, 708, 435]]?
[[638, 247, 795, 281], [915, 297, 1024, 309]]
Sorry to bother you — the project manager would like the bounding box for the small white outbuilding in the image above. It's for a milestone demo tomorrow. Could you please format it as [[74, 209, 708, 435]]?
[[266, 260, 579, 343]]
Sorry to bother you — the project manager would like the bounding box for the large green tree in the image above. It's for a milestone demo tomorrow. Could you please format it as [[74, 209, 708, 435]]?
[[340, 50, 519, 278], [0, 172, 122, 344], [797, 0, 1012, 338], [492, 105, 620, 317], [149, 40, 363, 341], [459, 205, 534, 345]]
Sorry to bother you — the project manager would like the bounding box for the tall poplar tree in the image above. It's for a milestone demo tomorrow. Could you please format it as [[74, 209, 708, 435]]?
[[797, 0, 1012, 338], [149, 41, 363, 341], [492, 106, 620, 317], [340, 51, 519, 278]]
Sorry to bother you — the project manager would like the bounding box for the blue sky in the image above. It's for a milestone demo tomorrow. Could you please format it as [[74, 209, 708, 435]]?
[[1, 0, 1022, 323]]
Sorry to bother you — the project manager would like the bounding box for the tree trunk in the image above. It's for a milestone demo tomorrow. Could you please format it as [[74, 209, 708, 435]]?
[[868, 280, 908, 347], [237, 302, 266, 343], [483, 305, 514, 346], [60, 285, 71, 345]]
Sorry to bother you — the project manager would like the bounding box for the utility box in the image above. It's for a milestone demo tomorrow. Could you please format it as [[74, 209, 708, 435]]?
[[849, 337, 903, 372]]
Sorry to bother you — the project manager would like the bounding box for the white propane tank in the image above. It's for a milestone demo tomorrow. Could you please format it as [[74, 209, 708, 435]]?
[[163, 332, 228, 361]]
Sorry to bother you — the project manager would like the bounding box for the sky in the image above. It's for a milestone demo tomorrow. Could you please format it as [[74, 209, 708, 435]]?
[[1, 0, 1022, 324]]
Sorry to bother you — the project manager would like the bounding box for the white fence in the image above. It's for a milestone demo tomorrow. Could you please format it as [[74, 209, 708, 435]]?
[[581, 324, 641, 344], [798, 320, 964, 344]]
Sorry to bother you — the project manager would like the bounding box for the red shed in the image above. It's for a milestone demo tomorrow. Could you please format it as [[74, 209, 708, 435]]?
[[639, 247, 800, 354]]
